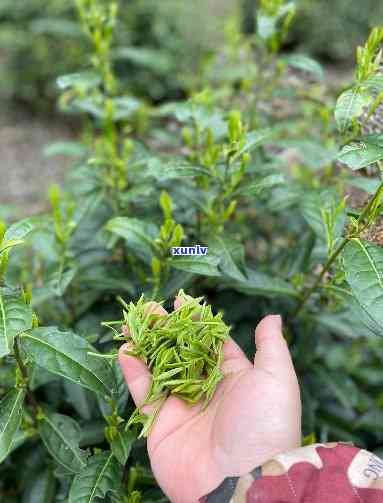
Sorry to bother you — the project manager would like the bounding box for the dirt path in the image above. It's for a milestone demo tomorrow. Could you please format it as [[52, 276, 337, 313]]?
[[0, 102, 76, 219]]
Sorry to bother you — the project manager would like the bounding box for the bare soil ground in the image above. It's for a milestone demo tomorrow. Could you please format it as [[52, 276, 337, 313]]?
[[0, 102, 75, 218]]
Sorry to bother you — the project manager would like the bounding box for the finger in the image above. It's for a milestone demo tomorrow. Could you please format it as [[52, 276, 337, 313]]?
[[221, 337, 252, 375], [118, 343, 154, 414], [253, 315, 295, 377], [118, 301, 168, 414]]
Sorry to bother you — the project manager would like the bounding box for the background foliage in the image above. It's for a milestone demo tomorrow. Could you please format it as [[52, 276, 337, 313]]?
[[1, 0, 383, 502]]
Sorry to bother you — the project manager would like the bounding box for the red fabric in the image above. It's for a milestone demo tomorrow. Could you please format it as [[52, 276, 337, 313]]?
[[247, 445, 382, 503]]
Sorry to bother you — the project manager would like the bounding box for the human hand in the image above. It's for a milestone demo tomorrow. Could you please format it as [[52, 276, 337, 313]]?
[[118, 296, 301, 503]]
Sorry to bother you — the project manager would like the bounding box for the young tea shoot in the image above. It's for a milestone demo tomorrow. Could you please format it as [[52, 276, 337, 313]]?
[[118, 290, 230, 437]]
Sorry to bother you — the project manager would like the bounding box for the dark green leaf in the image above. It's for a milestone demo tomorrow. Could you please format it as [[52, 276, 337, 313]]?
[[105, 217, 159, 265], [22, 468, 56, 503], [335, 88, 371, 133], [207, 236, 246, 281], [338, 138, 383, 170], [232, 268, 298, 298], [301, 188, 345, 244], [21, 327, 117, 397], [239, 174, 285, 196], [110, 429, 135, 465], [39, 412, 88, 473], [57, 72, 101, 91], [0, 388, 26, 462], [343, 239, 383, 331], [232, 129, 274, 162], [170, 255, 220, 277], [68, 452, 122, 503], [0, 288, 33, 358], [284, 54, 324, 80], [147, 158, 211, 180]]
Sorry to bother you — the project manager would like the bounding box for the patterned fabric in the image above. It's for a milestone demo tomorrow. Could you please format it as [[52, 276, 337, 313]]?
[[200, 443, 383, 502]]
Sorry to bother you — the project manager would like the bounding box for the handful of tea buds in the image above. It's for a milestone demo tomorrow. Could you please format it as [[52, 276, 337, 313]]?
[[119, 290, 230, 437]]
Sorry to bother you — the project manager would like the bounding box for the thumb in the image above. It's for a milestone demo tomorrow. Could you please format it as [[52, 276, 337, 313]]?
[[118, 343, 156, 415], [253, 315, 295, 377]]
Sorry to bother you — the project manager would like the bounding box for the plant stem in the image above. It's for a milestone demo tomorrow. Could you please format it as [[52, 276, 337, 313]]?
[[14, 337, 39, 415], [292, 238, 348, 318], [293, 179, 383, 317]]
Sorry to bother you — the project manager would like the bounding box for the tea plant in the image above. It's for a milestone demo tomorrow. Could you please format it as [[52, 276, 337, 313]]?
[[1, 0, 383, 500]]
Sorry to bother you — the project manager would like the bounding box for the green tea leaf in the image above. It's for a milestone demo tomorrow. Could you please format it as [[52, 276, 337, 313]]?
[[44, 141, 87, 158], [207, 236, 246, 281], [0, 288, 33, 358], [284, 54, 324, 80], [110, 429, 135, 465], [22, 468, 56, 503], [301, 188, 345, 244], [147, 158, 211, 180], [21, 327, 117, 397], [4, 217, 37, 242], [343, 239, 383, 330], [232, 269, 298, 299], [57, 71, 101, 91], [335, 88, 371, 133], [68, 452, 122, 503], [239, 174, 285, 196], [0, 388, 26, 462], [232, 129, 274, 162], [39, 412, 88, 473], [105, 217, 159, 265], [170, 255, 220, 277], [338, 138, 383, 170]]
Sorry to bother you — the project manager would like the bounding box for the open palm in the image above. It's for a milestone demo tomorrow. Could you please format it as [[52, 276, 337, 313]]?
[[119, 298, 301, 503]]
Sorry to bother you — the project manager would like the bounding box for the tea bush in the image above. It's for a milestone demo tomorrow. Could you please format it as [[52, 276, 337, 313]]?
[[1, 0, 383, 501], [0, 0, 223, 108]]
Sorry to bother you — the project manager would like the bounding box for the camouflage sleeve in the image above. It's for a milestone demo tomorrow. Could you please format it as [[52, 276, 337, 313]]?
[[199, 443, 383, 502]]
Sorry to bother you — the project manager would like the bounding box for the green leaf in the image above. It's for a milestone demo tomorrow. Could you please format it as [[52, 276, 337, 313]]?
[[232, 129, 274, 162], [284, 54, 324, 80], [57, 72, 101, 91], [21, 327, 117, 397], [301, 188, 345, 244], [277, 139, 338, 170], [239, 174, 285, 196], [335, 88, 371, 133], [232, 269, 298, 299], [39, 412, 88, 473], [207, 236, 246, 281], [4, 217, 37, 242], [30, 18, 84, 37], [170, 255, 221, 277], [147, 158, 211, 180], [68, 452, 122, 503], [338, 137, 383, 170], [343, 239, 383, 330], [110, 429, 135, 465], [365, 75, 383, 93], [0, 388, 26, 462], [22, 468, 56, 503], [44, 141, 87, 158], [0, 288, 33, 358], [257, 14, 276, 40], [105, 217, 159, 265], [346, 176, 381, 194], [313, 366, 359, 409], [113, 47, 173, 74]]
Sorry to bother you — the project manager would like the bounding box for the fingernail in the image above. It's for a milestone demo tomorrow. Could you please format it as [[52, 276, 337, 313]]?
[[269, 314, 282, 330], [119, 342, 133, 357]]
